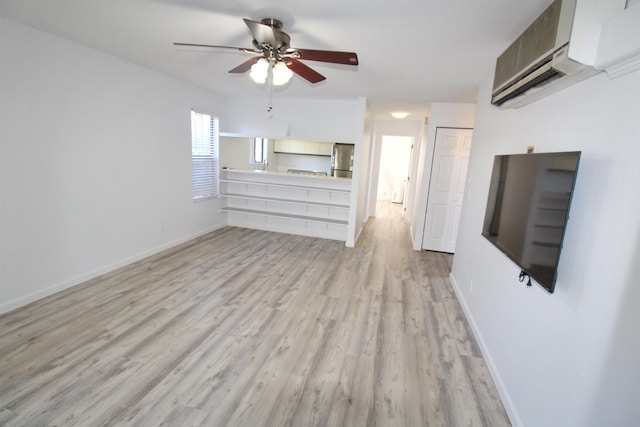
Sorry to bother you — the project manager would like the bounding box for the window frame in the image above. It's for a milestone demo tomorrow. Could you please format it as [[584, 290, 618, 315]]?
[[250, 137, 268, 165], [190, 110, 219, 202]]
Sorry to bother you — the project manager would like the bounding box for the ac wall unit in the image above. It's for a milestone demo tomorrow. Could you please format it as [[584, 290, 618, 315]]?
[[491, 0, 623, 109], [595, 1, 640, 78]]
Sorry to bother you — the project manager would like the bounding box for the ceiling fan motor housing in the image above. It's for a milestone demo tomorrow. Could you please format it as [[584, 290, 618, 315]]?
[[260, 18, 283, 29], [251, 18, 291, 53]]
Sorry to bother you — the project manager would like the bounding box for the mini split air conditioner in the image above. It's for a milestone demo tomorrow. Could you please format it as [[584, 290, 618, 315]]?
[[491, 0, 625, 108]]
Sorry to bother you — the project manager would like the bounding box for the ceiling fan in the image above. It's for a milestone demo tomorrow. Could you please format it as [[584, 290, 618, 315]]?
[[174, 18, 359, 86]]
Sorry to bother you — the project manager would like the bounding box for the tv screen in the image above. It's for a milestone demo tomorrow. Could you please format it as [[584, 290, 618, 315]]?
[[482, 151, 581, 293]]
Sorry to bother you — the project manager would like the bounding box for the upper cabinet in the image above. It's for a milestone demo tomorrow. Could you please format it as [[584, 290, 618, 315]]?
[[273, 139, 333, 156]]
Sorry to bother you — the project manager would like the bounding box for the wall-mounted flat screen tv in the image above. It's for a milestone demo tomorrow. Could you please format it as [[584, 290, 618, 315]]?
[[482, 151, 581, 293]]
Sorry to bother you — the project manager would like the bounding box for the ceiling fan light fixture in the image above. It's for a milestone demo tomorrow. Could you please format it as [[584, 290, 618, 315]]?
[[272, 61, 293, 86], [175, 17, 358, 87], [391, 111, 409, 119], [249, 58, 269, 84]]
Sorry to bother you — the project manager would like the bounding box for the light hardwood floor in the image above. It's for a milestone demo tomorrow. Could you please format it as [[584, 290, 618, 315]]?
[[0, 201, 510, 426]]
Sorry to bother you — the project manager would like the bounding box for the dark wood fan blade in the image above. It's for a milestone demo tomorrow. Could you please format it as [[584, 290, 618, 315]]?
[[243, 18, 278, 46], [173, 42, 255, 52], [228, 57, 261, 74], [287, 58, 326, 83], [294, 49, 359, 65]]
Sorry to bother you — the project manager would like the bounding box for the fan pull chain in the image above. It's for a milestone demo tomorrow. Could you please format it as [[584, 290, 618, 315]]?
[[267, 63, 274, 112]]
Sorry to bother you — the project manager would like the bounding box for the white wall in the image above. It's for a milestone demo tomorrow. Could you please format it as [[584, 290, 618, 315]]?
[[219, 137, 254, 171], [274, 153, 332, 175], [411, 103, 476, 249], [355, 105, 374, 243], [219, 136, 332, 174], [0, 18, 227, 313], [451, 70, 640, 426], [225, 96, 366, 143]]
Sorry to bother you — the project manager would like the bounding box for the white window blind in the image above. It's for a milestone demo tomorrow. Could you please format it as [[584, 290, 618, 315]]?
[[191, 111, 219, 201]]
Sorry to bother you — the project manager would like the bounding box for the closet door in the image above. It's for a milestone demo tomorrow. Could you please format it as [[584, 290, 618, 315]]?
[[422, 128, 473, 253]]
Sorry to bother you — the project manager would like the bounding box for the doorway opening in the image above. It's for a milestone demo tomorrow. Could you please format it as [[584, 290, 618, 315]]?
[[376, 135, 413, 218]]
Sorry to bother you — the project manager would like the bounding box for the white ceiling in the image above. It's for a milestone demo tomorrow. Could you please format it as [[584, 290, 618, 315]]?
[[0, 0, 552, 118]]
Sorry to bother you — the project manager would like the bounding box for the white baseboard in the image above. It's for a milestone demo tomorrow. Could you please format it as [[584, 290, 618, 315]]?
[[349, 223, 365, 248], [0, 223, 226, 315], [448, 272, 522, 427]]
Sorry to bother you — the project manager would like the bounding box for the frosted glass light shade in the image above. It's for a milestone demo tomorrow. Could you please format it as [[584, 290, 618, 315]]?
[[249, 58, 269, 84], [272, 61, 293, 86]]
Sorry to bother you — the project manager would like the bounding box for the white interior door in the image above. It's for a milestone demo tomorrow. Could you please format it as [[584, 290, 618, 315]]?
[[422, 128, 473, 252]]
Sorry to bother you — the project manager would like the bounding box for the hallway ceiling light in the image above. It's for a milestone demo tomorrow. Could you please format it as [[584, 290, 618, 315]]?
[[391, 111, 409, 119]]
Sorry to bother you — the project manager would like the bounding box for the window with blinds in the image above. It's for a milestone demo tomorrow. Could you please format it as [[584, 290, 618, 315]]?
[[191, 111, 219, 201]]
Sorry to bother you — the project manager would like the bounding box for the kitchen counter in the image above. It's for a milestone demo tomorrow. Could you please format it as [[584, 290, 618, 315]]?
[[219, 168, 352, 241]]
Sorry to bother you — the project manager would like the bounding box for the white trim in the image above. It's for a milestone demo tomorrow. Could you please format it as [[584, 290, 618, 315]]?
[[449, 272, 522, 427], [349, 220, 366, 248]]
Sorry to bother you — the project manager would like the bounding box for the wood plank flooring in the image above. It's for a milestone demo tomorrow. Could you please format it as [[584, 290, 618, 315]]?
[[0, 201, 510, 426]]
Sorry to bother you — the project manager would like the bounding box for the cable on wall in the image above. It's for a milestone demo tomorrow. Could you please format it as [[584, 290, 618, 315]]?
[[519, 270, 532, 288]]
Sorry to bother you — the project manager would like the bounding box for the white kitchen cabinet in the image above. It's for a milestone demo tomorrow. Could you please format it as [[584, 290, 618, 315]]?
[[273, 139, 332, 156]]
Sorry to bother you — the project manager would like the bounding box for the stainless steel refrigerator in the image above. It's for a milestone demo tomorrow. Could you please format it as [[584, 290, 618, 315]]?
[[331, 143, 354, 178]]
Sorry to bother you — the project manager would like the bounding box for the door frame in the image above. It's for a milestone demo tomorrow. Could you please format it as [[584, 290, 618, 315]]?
[[367, 118, 423, 218], [376, 135, 414, 213]]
